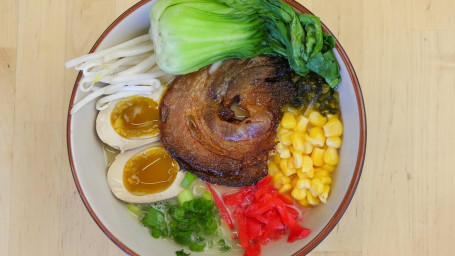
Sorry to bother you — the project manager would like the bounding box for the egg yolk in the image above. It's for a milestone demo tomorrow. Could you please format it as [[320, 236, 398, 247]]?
[[111, 96, 159, 138], [123, 147, 179, 195]]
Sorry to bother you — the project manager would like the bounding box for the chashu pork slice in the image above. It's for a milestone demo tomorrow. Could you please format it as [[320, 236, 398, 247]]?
[[160, 55, 296, 186]]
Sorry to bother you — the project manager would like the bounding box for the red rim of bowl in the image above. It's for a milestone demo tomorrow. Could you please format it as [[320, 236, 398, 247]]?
[[66, 1, 366, 255]]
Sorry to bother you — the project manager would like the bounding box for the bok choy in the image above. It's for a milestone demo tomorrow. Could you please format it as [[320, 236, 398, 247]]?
[[150, 0, 341, 87]]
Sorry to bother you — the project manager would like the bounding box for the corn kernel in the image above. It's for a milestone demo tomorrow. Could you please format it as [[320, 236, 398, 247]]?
[[309, 126, 326, 139], [291, 187, 306, 200], [302, 141, 313, 154], [280, 149, 291, 159], [272, 171, 284, 183], [296, 178, 311, 189], [292, 150, 303, 168], [310, 178, 324, 197], [307, 190, 321, 206], [267, 162, 280, 176], [309, 111, 327, 127], [314, 169, 330, 178], [279, 131, 292, 146], [277, 127, 290, 136], [291, 175, 299, 187], [276, 142, 285, 153], [274, 175, 291, 188], [311, 148, 325, 167], [280, 158, 293, 176], [294, 115, 309, 132], [301, 155, 313, 172], [323, 118, 343, 137], [273, 153, 281, 164], [279, 183, 292, 193], [324, 147, 339, 165], [297, 167, 314, 179], [320, 176, 332, 185], [281, 112, 297, 129], [319, 185, 331, 203], [322, 164, 335, 173], [298, 198, 310, 207], [326, 136, 342, 148], [327, 114, 338, 120], [305, 130, 325, 147], [288, 146, 295, 154], [287, 158, 295, 169], [291, 132, 305, 152]]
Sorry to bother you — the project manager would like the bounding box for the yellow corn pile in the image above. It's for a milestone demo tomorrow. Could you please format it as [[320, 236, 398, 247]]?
[[269, 107, 343, 207]]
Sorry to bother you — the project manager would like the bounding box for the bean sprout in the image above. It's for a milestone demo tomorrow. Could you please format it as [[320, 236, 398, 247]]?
[[66, 33, 174, 114]]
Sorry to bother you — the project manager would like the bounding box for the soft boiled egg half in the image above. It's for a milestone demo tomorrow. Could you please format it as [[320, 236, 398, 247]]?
[[107, 143, 185, 203], [96, 86, 164, 152]]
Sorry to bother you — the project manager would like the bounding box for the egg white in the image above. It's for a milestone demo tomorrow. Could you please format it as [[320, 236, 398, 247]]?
[[107, 143, 185, 203], [96, 87, 164, 152]]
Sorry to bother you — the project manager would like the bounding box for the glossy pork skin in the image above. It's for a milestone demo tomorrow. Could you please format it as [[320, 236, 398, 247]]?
[[160, 55, 296, 186]]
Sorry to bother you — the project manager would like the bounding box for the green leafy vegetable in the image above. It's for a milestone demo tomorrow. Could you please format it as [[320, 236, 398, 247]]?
[[150, 0, 341, 86]]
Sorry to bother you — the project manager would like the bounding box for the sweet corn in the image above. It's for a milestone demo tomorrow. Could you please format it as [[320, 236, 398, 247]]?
[[324, 147, 339, 166], [305, 131, 325, 147], [298, 198, 310, 207], [319, 185, 331, 203], [288, 146, 295, 154], [296, 178, 311, 189], [273, 153, 281, 164], [302, 141, 313, 154], [271, 106, 343, 207], [323, 118, 343, 137], [279, 148, 291, 159], [309, 111, 327, 127], [279, 183, 292, 194], [322, 164, 335, 173], [311, 147, 325, 167], [297, 167, 314, 179], [326, 136, 342, 148], [279, 131, 292, 146], [307, 190, 321, 206], [294, 115, 309, 132], [320, 176, 332, 185], [276, 142, 286, 154], [291, 187, 307, 200], [277, 126, 290, 136], [314, 169, 330, 178], [310, 178, 324, 197], [274, 175, 291, 188], [301, 155, 313, 172], [291, 175, 299, 187], [280, 158, 295, 176], [327, 114, 339, 120], [291, 132, 305, 152], [272, 171, 284, 183], [292, 150, 303, 168], [268, 162, 280, 176], [281, 112, 296, 129]]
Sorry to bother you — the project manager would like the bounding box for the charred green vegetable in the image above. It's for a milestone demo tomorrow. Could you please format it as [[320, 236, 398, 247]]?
[[291, 72, 340, 116]]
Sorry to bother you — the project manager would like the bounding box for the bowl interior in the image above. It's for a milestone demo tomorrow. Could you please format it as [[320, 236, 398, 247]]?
[[67, 1, 365, 255]]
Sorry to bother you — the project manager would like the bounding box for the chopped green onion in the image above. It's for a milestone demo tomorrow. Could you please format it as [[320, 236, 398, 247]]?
[[202, 191, 212, 201], [177, 189, 194, 205], [180, 172, 197, 188], [127, 204, 141, 215], [175, 249, 191, 256]]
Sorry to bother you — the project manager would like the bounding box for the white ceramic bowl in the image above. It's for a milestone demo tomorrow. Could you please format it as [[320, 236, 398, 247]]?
[[67, 1, 366, 255]]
